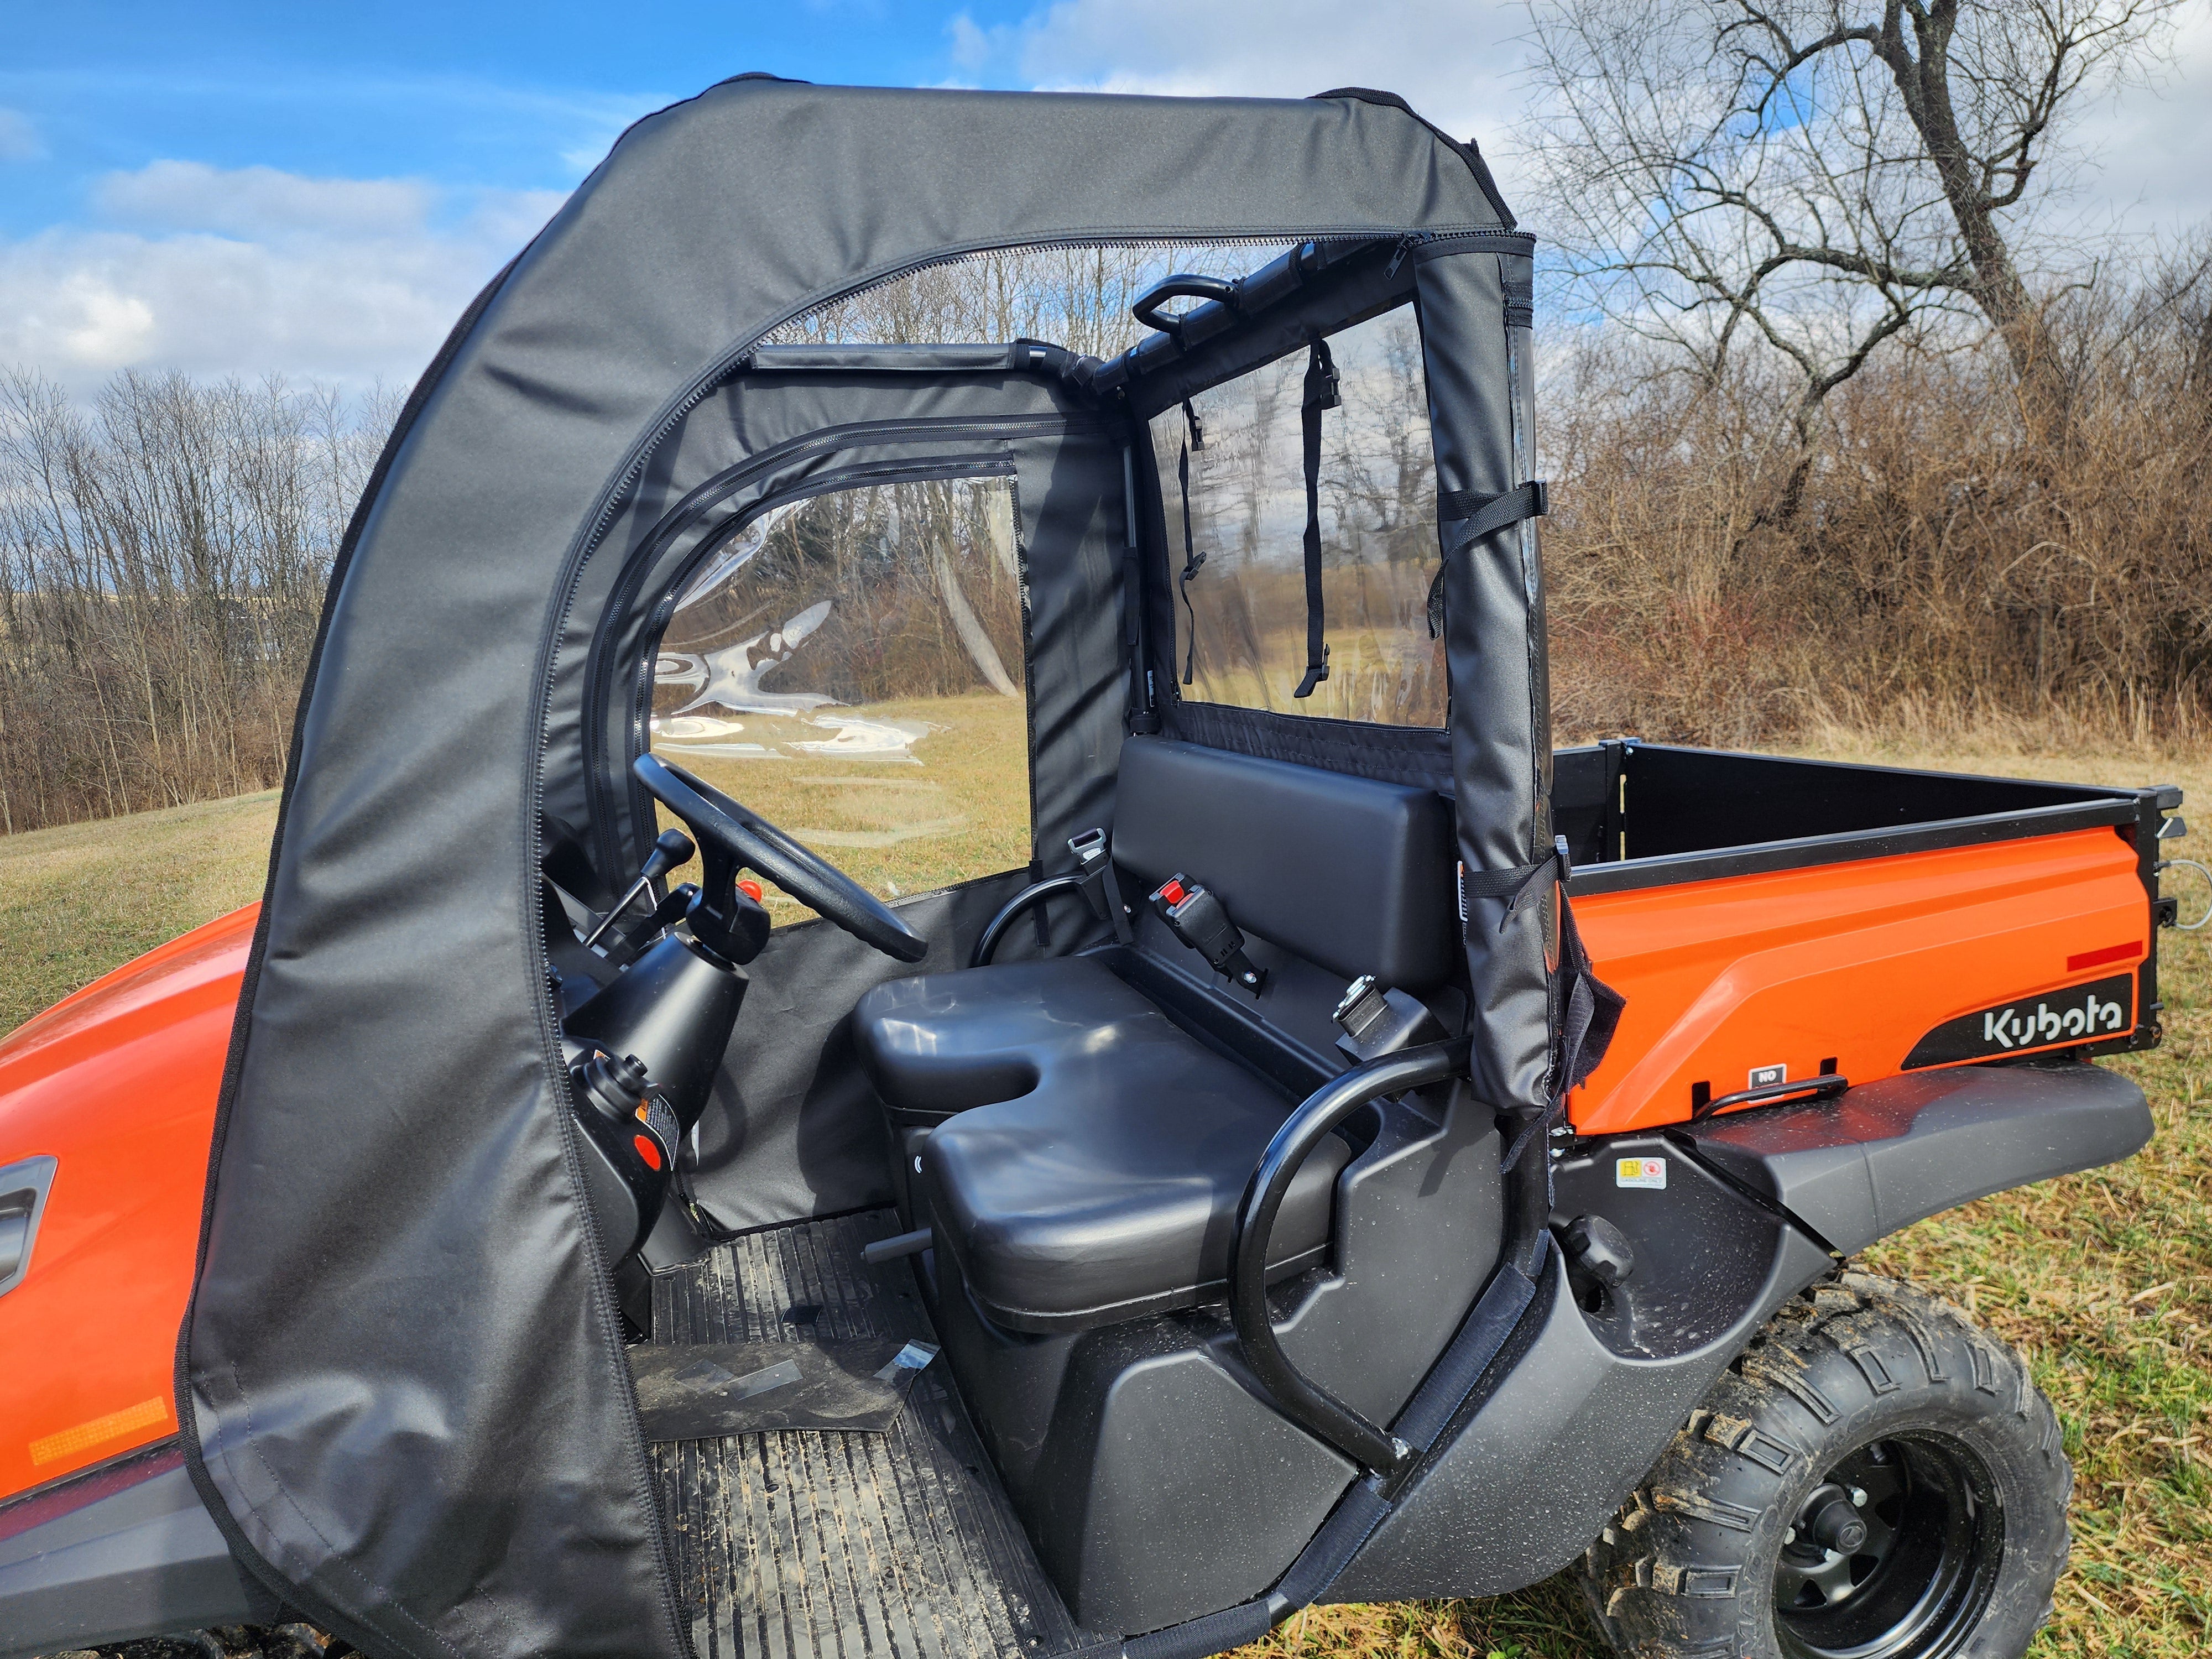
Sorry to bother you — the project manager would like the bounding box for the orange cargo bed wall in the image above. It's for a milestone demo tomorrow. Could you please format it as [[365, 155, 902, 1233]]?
[[1568, 828, 2146, 1137]]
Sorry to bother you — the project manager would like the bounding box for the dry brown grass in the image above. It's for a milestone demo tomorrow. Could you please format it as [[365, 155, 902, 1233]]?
[[0, 787, 276, 1032], [650, 688, 1033, 924], [1543, 331, 2212, 755]]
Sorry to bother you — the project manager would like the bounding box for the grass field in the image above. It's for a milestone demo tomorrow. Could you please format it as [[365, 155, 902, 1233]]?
[[648, 689, 1033, 925], [0, 788, 279, 1034], [2, 740, 2204, 1658]]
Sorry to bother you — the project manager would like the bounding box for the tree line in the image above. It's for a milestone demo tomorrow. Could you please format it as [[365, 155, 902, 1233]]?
[[6, 0, 2210, 836], [1528, 0, 2212, 747], [0, 370, 398, 834]]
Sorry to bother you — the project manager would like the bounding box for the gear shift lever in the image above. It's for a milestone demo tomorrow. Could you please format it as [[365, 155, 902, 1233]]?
[[583, 828, 695, 951]]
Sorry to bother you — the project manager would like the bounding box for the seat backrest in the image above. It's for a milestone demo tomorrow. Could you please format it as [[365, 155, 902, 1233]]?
[[1112, 738, 1455, 990]]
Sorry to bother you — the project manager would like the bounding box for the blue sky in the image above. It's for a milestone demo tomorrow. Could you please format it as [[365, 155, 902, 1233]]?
[[0, 0, 1554, 389], [0, 2, 1060, 236], [3, 1, 2208, 393]]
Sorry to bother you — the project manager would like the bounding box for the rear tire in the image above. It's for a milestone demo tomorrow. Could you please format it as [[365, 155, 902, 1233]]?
[[1577, 1271, 2070, 1659]]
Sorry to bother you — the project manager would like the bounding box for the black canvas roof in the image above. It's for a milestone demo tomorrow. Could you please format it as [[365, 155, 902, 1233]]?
[[180, 78, 1540, 1659]]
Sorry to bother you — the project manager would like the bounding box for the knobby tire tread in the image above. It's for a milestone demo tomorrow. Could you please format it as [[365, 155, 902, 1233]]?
[[1575, 1271, 2072, 1659]]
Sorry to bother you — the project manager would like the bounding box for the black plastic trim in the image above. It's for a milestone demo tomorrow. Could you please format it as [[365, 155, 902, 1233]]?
[[1227, 1040, 1470, 1474], [0, 1155, 56, 1297], [1566, 796, 2135, 896], [0, 1444, 275, 1658], [1165, 701, 1449, 792], [1679, 1060, 2153, 1256]]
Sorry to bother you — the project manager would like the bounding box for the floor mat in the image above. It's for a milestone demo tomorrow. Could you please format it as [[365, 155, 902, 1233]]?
[[646, 1209, 1108, 1659]]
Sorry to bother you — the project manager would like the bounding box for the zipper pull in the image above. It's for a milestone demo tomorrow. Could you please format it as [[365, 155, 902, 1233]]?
[[1386, 233, 1425, 279]]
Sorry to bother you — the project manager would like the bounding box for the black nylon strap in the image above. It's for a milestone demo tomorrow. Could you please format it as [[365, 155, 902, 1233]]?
[[1460, 846, 1559, 932], [1293, 337, 1339, 699], [1100, 852, 1134, 946], [1438, 478, 1547, 541], [1120, 1597, 1275, 1659], [1427, 481, 1548, 639], [1176, 401, 1206, 686], [1479, 838, 1626, 1173]]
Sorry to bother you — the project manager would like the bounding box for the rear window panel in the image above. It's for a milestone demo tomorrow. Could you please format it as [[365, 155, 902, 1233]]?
[[1152, 302, 1442, 727]]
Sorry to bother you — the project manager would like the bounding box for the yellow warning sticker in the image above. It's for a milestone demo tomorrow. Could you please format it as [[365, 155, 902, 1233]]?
[[29, 1395, 171, 1466], [1615, 1156, 1667, 1191]]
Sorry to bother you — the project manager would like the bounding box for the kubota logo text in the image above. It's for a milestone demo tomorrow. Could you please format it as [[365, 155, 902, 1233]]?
[[1983, 992, 2126, 1049], [1902, 973, 2135, 1070]]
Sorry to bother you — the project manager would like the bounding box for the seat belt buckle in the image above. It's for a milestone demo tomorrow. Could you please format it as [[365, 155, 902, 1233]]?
[[1332, 974, 1447, 1064], [1068, 828, 1113, 924], [1148, 873, 1266, 993]]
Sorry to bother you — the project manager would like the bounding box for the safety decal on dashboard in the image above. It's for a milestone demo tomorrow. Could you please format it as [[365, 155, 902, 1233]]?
[[1901, 973, 2134, 1070]]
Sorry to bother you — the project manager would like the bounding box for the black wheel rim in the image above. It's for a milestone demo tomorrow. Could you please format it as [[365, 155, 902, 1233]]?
[[1773, 1435, 2004, 1659]]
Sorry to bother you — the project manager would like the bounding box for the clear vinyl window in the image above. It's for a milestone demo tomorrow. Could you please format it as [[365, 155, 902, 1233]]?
[[1154, 303, 1443, 726], [649, 476, 1030, 922]]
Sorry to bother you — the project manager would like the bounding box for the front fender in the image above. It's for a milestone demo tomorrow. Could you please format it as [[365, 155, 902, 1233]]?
[[0, 907, 253, 1503]]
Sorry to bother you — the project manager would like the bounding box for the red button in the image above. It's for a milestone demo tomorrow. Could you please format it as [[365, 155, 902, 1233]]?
[[633, 1134, 664, 1171], [1159, 879, 1187, 904], [738, 878, 765, 902]]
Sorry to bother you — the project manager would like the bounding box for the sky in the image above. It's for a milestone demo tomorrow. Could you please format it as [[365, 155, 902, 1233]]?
[[3, 0, 2209, 395]]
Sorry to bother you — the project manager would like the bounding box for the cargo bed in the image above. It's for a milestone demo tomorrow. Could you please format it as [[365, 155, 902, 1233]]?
[[1550, 743, 2174, 1135]]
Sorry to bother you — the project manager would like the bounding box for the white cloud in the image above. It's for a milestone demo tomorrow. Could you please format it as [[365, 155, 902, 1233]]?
[[0, 108, 42, 163], [0, 164, 566, 394], [95, 160, 434, 238], [2058, 16, 2212, 242], [999, 0, 1533, 178], [947, 12, 994, 74], [998, 0, 2212, 248]]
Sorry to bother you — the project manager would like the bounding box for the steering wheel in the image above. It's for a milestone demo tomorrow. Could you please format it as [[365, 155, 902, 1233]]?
[[634, 753, 929, 964]]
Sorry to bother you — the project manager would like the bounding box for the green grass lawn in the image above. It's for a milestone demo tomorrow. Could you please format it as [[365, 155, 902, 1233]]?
[[0, 789, 279, 1034], [2, 741, 2203, 1658]]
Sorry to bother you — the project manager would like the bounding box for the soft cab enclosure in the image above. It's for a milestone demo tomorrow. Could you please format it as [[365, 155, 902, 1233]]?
[[173, 79, 1564, 1659], [106, 74, 2167, 1659]]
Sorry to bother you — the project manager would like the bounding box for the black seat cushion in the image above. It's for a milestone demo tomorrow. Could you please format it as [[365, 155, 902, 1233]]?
[[854, 957, 1166, 1123], [854, 958, 1349, 1332]]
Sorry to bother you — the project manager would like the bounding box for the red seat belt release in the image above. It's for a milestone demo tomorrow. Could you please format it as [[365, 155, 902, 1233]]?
[[1148, 873, 1266, 993]]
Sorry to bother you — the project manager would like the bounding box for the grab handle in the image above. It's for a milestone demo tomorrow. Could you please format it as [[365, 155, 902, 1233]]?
[[1691, 1072, 1849, 1121], [1227, 1037, 1469, 1476], [1132, 274, 1240, 339]]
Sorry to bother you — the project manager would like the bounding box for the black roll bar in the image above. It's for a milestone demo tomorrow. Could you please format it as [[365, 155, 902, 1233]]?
[[970, 876, 1090, 968], [1226, 1036, 1472, 1476]]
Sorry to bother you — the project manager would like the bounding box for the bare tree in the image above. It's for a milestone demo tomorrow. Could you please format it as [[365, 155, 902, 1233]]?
[[0, 367, 392, 832], [1526, 0, 2188, 451]]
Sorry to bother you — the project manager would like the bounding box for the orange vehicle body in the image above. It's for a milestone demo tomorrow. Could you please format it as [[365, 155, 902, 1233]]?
[[0, 823, 2150, 1509], [1569, 826, 2146, 1135], [0, 905, 254, 1504]]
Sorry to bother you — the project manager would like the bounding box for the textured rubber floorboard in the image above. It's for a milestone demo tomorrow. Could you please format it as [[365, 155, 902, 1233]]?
[[648, 1209, 1109, 1659]]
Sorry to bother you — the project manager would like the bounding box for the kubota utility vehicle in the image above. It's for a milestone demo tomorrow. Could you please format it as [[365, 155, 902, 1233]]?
[[0, 80, 2185, 1659]]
